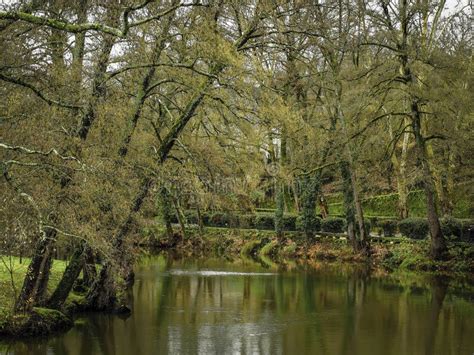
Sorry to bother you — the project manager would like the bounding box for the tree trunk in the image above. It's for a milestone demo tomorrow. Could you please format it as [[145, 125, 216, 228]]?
[[300, 173, 321, 240], [341, 161, 370, 255], [82, 247, 97, 288], [411, 101, 447, 259], [174, 198, 187, 240], [14, 227, 55, 313], [158, 185, 174, 239], [47, 242, 88, 309], [390, 118, 410, 219], [275, 181, 285, 240]]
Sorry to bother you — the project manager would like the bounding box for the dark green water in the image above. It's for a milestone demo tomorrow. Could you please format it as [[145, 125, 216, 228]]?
[[1, 255, 474, 355]]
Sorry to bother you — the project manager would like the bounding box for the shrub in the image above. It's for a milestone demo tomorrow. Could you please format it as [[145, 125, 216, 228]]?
[[379, 220, 398, 237], [321, 217, 346, 233], [282, 215, 297, 231], [440, 217, 462, 238], [239, 214, 256, 229], [201, 212, 211, 225], [398, 218, 429, 239], [369, 217, 378, 229], [364, 219, 372, 234], [460, 219, 474, 242], [209, 212, 230, 227], [169, 213, 178, 224], [255, 214, 275, 230], [184, 210, 198, 224], [296, 215, 322, 232]]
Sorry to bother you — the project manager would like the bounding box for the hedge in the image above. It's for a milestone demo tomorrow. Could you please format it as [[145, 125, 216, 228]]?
[[321, 217, 345, 233], [282, 215, 297, 231], [184, 210, 199, 224], [209, 212, 230, 227], [440, 217, 462, 238], [239, 214, 256, 229], [255, 214, 275, 230], [295, 215, 322, 232], [398, 218, 428, 240], [378, 220, 398, 237]]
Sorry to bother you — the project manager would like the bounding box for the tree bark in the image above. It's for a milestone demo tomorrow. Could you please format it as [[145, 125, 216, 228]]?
[[14, 227, 55, 313], [47, 242, 88, 309], [411, 102, 447, 259]]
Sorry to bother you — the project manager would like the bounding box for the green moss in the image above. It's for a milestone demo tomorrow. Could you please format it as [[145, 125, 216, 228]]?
[[0, 307, 73, 337], [240, 240, 261, 257], [259, 240, 278, 257]]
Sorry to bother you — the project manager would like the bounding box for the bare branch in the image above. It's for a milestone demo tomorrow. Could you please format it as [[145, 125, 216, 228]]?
[[0, 72, 83, 110]]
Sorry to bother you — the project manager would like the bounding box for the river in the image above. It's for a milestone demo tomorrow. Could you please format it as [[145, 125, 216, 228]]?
[[1, 255, 473, 354]]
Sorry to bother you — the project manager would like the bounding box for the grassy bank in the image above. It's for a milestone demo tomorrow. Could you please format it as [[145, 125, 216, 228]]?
[[144, 225, 474, 275], [0, 257, 86, 337], [0, 257, 67, 321]]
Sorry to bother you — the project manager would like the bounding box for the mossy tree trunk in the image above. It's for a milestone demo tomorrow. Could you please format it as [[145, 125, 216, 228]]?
[[300, 173, 321, 240], [389, 117, 410, 219], [275, 127, 287, 240], [158, 185, 174, 239], [341, 161, 370, 255], [411, 102, 447, 259], [14, 226, 55, 313], [47, 242, 88, 309]]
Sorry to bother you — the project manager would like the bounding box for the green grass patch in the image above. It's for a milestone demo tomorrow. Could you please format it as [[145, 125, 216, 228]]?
[[0, 256, 67, 316]]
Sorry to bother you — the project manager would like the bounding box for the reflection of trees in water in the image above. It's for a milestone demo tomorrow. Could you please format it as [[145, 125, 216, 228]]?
[[8, 258, 474, 355], [424, 276, 449, 355]]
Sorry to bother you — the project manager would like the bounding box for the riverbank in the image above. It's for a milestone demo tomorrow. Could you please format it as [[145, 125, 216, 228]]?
[[3, 254, 473, 354], [0, 257, 87, 338], [1, 227, 473, 339], [144, 225, 474, 275]]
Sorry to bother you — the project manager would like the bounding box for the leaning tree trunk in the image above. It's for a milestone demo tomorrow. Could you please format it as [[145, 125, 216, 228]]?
[[82, 247, 97, 288], [85, 17, 261, 312], [14, 227, 55, 313], [411, 102, 446, 260], [47, 242, 88, 309], [86, 177, 153, 311], [158, 185, 174, 239]]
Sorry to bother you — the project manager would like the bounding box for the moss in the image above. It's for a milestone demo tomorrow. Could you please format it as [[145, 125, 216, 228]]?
[[0, 307, 73, 338], [63, 292, 88, 314], [281, 242, 297, 257], [240, 240, 261, 257], [259, 240, 278, 257]]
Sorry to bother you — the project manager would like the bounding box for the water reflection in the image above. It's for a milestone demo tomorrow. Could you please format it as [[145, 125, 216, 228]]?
[[1, 256, 473, 355]]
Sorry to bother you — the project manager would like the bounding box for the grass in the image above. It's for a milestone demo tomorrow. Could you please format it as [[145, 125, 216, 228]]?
[[0, 256, 67, 319]]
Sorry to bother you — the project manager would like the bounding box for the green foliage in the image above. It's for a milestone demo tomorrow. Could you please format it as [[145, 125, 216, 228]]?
[[321, 217, 345, 233], [327, 188, 473, 219], [240, 240, 261, 256], [378, 220, 398, 237], [282, 215, 297, 231], [239, 214, 256, 229], [209, 212, 230, 227], [398, 218, 429, 240], [184, 210, 199, 224], [259, 240, 278, 256], [295, 215, 321, 232], [460, 219, 474, 242], [440, 217, 462, 239], [201, 212, 211, 225], [255, 214, 275, 230]]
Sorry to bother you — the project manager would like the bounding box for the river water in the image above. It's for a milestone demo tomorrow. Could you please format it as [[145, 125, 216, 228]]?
[[1, 255, 473, 354]]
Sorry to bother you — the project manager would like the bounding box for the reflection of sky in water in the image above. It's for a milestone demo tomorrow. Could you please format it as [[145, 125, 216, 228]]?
[[168, 270, 277, 276], [1, 256, 474, 355]]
